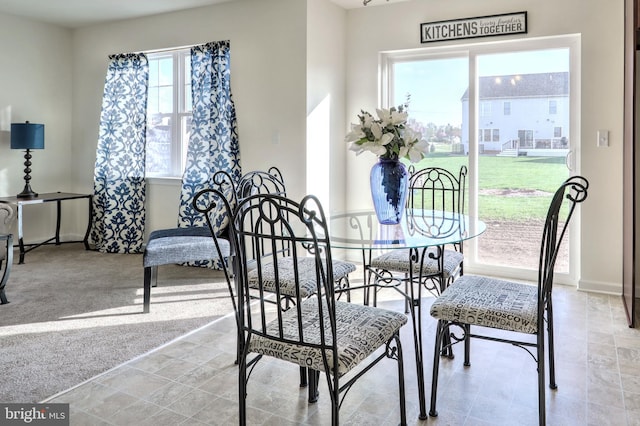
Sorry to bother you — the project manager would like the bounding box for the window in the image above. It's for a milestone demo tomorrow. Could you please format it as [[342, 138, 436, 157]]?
[[382, 34, 579, 283], [554, 127, 562, 137], [146, 49, 192, 178], [480, 101, 491, 116], [478, 128, 499, 142]]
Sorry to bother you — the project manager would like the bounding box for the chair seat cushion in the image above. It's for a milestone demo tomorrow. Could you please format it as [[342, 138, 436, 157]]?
[[247, 257, 356, 298], [249, 298, 407, 376], [370, 247, 463, 279], [143, 226, 230, 267], [429, 275, 539, 334]]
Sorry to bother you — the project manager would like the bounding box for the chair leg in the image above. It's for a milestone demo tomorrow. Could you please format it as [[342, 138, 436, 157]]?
[[300, 366, 307, 387], [308, 369, 320, 403], [394, 333, 407, 426], [429, 320, 446, 417], [546, 299, 557, 389], [238, 352, 248, 426], [463, 324, 471, 366], [143, 266, 153, 313], [537, 329, 546, 426]]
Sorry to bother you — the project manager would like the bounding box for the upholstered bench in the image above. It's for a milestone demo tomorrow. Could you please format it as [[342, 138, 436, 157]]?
[[142, 226, 230, 313], [0, 203, 15, 304]]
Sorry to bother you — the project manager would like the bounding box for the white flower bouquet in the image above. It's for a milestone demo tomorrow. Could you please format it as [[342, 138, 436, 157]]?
[[345, 102, 429, 162]]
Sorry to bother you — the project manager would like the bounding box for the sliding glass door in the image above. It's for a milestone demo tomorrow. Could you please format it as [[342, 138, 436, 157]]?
[[382, 35, 580, 282]]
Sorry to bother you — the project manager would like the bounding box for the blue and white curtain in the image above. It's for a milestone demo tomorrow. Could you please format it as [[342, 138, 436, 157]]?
[[177, 41, 241, 268], [91, 53, 149, 253]]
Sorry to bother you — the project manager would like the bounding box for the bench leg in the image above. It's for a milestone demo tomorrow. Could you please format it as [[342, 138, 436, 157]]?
[[143, 266, 157, 313]]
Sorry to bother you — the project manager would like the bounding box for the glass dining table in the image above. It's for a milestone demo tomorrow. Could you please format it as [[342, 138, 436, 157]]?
[[327, 208, 486, 419]]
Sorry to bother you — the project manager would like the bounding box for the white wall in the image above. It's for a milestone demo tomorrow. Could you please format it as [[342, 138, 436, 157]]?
[[0, 14, 76, 241], [344, 0, 623, 293], [71, 0, 308, 236], [307, 0, 347, 214]]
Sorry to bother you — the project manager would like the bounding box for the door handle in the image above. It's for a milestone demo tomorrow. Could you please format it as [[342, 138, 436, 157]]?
[[565, 150, 573, 171]]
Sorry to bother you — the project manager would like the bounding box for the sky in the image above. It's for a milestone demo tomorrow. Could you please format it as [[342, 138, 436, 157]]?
[[393, 48, 570, 126]]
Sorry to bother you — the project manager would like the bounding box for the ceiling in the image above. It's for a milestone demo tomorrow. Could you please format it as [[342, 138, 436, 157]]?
[[0, 0, 398, 29]]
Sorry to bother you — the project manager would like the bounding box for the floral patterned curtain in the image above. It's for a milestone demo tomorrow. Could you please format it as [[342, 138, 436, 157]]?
[[90, 53, 149, 253], [177, 41, 241, 269]]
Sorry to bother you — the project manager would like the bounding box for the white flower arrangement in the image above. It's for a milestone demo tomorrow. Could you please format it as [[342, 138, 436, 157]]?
[[345, 102, 429, 163]]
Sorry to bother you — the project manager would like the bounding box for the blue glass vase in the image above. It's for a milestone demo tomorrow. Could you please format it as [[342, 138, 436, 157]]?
[[370, 158, 409, 224]]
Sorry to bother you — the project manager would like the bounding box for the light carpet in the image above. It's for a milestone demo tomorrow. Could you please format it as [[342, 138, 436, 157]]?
[[0, 243, 234, 403]]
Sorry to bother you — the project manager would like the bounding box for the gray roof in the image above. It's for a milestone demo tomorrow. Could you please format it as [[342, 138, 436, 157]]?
[[461, 72, 569, 100]]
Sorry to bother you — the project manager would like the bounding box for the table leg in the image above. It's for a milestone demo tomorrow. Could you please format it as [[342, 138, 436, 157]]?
[[408, 247, 428, 420], [55, 200, 62, 245], [83, 195, 93, 250]]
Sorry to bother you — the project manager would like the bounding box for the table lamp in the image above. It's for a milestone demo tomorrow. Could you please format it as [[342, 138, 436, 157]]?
[[11, 121, 44, 198]]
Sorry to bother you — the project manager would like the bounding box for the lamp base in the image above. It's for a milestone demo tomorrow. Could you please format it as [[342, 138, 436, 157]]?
[[16, 148, 38, 198], [17, 183, 38, 199]]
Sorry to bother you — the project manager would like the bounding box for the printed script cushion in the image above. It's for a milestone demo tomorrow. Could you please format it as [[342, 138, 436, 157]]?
[[371, 247, 463, 279], [429, 275, 539, 334], [249, 297, 407, 376], [247, 256, 356, 298]]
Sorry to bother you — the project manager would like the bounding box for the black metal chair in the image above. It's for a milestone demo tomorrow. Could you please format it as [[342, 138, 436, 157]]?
[[428, 175, 589, 426], [0, 203, 15, 304], [367, 166, 468, 309], [224, 192, 407, 425], [194, 167, 356, 401]]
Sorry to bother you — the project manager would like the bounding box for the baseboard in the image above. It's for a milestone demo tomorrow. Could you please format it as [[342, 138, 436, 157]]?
[[578, 278, 621, 295]]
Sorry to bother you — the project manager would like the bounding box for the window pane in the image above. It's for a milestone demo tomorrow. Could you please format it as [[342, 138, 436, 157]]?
[[184, 56, 192, 112], [158, 58, 173, 86], [476, 48, 570, 272], [146, 49, 194, 178], [146, 115, 173, 176], [158, 87, 173, 113], [148, 60, 159, 87]]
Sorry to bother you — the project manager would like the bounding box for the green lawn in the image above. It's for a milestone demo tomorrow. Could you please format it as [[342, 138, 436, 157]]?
[[408, 149, 569, 221]]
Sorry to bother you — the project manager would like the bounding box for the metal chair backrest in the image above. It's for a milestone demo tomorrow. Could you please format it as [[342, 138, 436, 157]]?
[[236, 167, 289, 265], [406, 165, 467, 214], [405, 166, 468, 239], [538, 176, 589, 307], [231, 193, 338, 369]]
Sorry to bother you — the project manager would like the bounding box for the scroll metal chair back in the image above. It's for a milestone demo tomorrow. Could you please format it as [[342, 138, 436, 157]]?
[[367, 165, 468, 310], [428, 175, 589, 426], [405, 165, 468, 243], [228, 192, 408, 426]]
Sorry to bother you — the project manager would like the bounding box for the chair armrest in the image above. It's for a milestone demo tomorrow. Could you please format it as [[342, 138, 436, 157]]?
[[0, 204, 16, 235]]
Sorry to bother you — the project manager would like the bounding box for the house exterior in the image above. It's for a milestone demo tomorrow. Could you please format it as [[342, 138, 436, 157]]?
[[461, 72, 570, 156]]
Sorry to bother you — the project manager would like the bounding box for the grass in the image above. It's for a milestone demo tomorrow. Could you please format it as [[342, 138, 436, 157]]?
[[408, 147, 569, 221]]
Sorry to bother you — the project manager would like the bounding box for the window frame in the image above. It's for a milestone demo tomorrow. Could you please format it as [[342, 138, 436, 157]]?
[[145, 49, 192, 178], [379, 34, 581, 285]]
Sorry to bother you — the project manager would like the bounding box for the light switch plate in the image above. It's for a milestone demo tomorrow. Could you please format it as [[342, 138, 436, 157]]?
[[597, 129, 609, 147]]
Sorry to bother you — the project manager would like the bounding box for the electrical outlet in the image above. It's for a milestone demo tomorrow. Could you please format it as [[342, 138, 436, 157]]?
[[597, 129, 609, 147]]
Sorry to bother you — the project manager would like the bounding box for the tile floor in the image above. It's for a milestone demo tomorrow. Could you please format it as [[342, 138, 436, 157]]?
[[46, 285, 640, 425]]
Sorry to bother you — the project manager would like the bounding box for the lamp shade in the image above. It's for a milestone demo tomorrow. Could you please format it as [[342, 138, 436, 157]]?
[[11, 122, 45, 150]]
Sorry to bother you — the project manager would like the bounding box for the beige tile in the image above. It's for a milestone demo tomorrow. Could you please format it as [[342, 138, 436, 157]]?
[[47, 285, 640, 426]]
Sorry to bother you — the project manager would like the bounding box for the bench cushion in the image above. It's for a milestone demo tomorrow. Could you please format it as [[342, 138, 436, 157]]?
[[143, 226, 230, 268]]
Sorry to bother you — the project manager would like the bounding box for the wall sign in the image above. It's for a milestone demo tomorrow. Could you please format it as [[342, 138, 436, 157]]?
[[420, 11, 527, 44]]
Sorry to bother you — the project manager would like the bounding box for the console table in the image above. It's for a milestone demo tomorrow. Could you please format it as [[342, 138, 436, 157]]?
[[0, 192, 93, 264]]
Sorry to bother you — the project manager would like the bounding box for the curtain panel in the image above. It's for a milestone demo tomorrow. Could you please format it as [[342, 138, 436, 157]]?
[[177, 40, 241, 269], [91, 53, 149, 253]]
